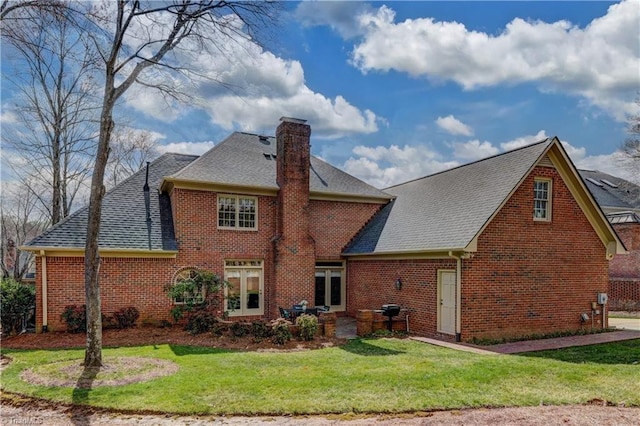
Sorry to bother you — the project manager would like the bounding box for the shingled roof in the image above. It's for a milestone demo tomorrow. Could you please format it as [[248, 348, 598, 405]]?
[[579, 169, 640, 212], [163, 132, 391, 200], [345, 138, 557, 255], [24, 153, 197, 252]]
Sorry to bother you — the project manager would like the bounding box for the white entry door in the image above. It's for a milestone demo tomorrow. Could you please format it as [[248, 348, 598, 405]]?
[[438, 270, 456, 335]]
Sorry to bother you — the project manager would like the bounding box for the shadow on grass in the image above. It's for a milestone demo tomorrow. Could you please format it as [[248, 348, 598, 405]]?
[[70, 364, 99, 426], [169, 344, 232, 356], [339, 339, 405, 356], [519, 339, 640, 365]]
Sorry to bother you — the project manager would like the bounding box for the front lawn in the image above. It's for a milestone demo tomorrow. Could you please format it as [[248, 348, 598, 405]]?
[[2, 338, 639, 415]]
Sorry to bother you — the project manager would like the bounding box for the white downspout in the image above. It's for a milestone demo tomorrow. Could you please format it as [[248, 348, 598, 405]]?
[[448, 251, 462, 342], [40, 250, 48, 332]]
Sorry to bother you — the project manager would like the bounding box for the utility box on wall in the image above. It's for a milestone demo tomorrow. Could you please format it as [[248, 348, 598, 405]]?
[[597, 293, 608, 305]]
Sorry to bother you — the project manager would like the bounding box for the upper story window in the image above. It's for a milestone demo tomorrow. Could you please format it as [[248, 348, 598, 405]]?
[[533, 178, 552, 221], [218, 195, 257, 230]]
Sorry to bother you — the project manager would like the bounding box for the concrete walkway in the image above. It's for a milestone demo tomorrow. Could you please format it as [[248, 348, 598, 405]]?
[[336, 316, 640, 354], [610, 316, 640, 331], [484, 330, 640, 354]]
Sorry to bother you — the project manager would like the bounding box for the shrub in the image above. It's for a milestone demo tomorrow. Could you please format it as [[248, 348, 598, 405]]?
[[0, 278, 35, 335], [270, 318, 292, 345], [113, 306, 140, 329], [165, 269, 230, 322], [295, 314, 318, 341], [184, 309, 217, 335], [211, 321, 228, 336], [61, 305, 86, 333], [251, 320, 271, 342], [230, 321, 250, 338]]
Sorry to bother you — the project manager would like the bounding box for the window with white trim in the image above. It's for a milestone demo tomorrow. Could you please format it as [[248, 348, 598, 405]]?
[[533, 178, 552, 221], [172, 268, 206, 305], [218, 195, 257, 230]]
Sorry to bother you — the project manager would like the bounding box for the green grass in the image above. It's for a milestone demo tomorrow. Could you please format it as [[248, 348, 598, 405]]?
[[2, 338, 639, 415]]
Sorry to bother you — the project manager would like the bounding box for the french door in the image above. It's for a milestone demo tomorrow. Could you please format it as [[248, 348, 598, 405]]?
[[225, 260, 263, 316], [314, 262, 345, 311]]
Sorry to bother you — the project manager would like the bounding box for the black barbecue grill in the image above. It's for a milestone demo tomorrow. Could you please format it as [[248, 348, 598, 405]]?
[[381, 304, 401, 331]]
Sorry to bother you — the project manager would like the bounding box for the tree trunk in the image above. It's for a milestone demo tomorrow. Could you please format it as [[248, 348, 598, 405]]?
[[83, 101, 113, 368]]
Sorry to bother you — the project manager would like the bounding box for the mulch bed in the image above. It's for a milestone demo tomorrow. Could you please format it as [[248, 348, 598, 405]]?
[[1, 326, 346, 352]]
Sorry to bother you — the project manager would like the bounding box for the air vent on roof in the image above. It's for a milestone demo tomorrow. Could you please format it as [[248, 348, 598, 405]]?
[[600, 179, 618, 188], [263, 153, 272, 160], [258, 135, 270, 144], [586, 178, 604, 187]]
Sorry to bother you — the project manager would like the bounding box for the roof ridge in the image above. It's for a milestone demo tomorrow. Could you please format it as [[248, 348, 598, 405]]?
[[385, 138, 553, 190]]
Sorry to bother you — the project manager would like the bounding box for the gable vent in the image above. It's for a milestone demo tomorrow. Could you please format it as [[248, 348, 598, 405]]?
[[601, 179, 618, 188], [586, 177, 604, 187], [537, 154, 554, 168]]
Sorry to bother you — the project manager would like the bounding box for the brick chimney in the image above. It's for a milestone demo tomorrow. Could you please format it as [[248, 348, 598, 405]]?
[[273, 117, 316, 314]]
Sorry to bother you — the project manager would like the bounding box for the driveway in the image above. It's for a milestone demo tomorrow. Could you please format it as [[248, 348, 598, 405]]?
[[610, 316, 640, 331]]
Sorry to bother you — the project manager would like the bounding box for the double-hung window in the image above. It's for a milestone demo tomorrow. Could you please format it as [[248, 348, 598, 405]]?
[[533, 178, 552, 221], [218, 195, 257, 230]]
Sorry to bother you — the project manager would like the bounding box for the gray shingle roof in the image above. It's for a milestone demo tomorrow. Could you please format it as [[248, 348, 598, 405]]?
[[579, 169, 640, 212], [167, 132, 391, 199], [25, 153, 197, 251], [344, 139, 554, 254]]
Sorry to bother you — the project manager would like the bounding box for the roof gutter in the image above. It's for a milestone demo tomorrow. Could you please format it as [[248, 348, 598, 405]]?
[[20, 246, 178, 259]]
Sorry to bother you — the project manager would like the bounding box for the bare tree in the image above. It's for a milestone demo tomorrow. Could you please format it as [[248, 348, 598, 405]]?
[[0, 180, 47, 281], [2, 3, 99, 225], [621, 97, 640, 182], [105, 127, 160, 188], [81, 0, 278, 367], [0, 0, 63, 21]]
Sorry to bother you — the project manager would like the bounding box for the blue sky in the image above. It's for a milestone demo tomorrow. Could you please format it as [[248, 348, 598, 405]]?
[[2, 1, 639, 188]]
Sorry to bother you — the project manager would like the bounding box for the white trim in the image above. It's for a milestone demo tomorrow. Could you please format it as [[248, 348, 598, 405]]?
[[217, 194, 258, 231], [533, 177, 552, 222]]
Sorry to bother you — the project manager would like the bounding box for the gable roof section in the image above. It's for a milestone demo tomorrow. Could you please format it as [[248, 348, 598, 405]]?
[[162, 132, 391, 202], [23, 153, 197, 256], [579, 169, 640, 212], [344, 138, 625, 258]]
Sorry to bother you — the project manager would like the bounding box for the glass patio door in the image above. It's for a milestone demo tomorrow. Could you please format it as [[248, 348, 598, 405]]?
[[315, 262, 345, 311], [225, 260, 263, 316]]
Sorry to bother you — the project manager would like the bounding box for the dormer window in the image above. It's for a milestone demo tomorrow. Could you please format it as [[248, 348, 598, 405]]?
[[218, 195, 257, 230], [533, 178, 552, 221]]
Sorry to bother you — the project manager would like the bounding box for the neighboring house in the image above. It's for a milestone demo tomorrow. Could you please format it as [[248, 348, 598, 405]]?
[[23, 118, 625, 340], [580, 170, 640, 310]]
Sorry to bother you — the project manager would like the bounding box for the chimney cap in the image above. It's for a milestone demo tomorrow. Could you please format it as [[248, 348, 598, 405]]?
[[280, 116, 307, 124]]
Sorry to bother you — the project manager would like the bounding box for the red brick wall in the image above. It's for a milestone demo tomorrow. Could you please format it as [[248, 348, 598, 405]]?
[[347, 259, 456, 336], [35, 256, 177, 332], [310, 200, 382, 259], [609, 223, 640, 279], [609, 278, 640, 311], [462, 167, 609, 339], [171, 188, 278, 316]]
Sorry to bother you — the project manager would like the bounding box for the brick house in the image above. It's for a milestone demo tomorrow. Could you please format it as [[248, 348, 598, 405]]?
[[580, 170, 640, 311], [23, 118, 625, 340]]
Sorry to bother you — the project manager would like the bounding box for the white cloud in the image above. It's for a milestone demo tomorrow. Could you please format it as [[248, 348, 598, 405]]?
[[351, 1, 639, 120], [0, 107, 18, 124], [120, 10, 379, 138], [452, 140, 499, 161], [156, 141, 214, 156], [343, 144, 459, 188], [295, 1, 373, 39], [436, 115, 473, 136], [500, 130, 549, 151]]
